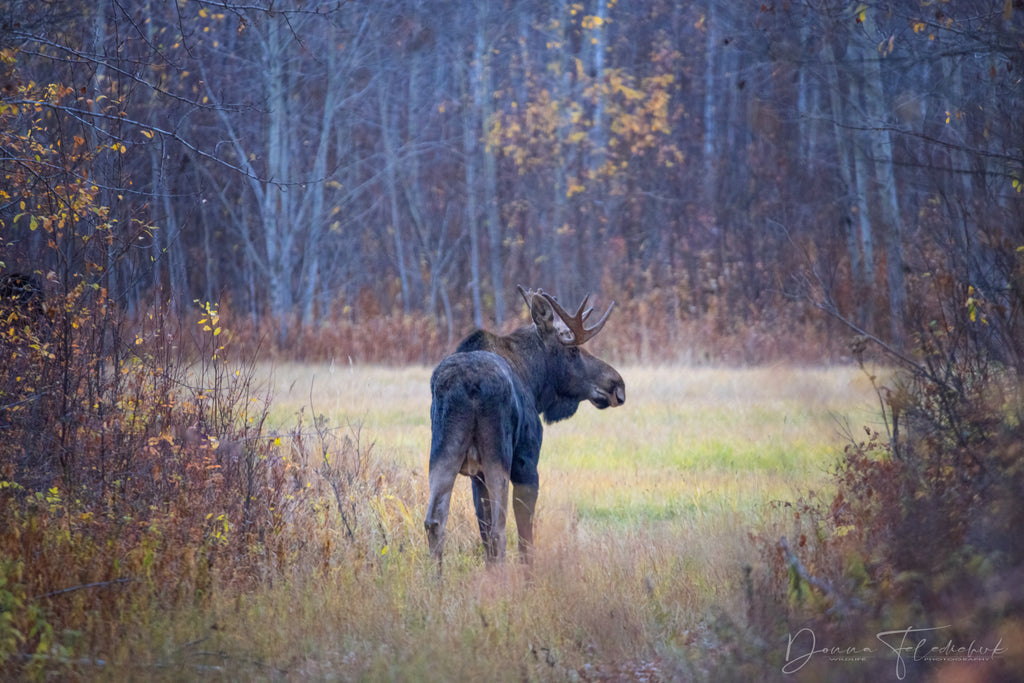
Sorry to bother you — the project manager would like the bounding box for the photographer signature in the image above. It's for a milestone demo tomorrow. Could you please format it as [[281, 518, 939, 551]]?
[[782, 625, 1006, 679]]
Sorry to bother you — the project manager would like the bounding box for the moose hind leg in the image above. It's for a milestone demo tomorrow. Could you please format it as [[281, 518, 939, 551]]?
[[424, 456, 461, 572], [480, 459, 509, 565], [512, 483, 539, 563], [471, 474, 495, 554]]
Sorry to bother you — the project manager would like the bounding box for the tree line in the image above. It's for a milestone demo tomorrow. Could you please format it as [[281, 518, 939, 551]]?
[[2, 0, 1022, 359]]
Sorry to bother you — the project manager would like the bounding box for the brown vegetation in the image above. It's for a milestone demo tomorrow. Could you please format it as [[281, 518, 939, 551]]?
[[0, 295, 417, 676], [737, 278, 1024, 680]]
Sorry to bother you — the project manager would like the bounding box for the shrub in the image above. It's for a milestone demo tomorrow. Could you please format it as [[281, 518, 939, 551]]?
[[739, 328, 1024, 680], [0, 287, 419, 676]]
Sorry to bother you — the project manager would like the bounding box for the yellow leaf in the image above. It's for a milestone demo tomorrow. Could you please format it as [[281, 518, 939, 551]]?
[[141, 129, 154, 139]]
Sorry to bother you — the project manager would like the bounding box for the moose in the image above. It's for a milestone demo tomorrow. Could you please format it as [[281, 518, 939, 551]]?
[[424, 285, 625, 570]]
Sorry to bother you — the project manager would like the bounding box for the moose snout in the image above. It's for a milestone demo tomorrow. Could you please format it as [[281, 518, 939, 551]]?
[[606, 381, 625, 407], [591, 377, 625, 409]]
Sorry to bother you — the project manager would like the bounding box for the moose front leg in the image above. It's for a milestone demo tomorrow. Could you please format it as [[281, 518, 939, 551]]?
[[512, 483, 538, 563]]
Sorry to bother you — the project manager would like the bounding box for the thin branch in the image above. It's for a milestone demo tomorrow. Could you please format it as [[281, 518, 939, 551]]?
[[5, 97, 270, 183], [800, 113, 1022, 165], [33, 577, 134, 601], [810, 294, 924, 373], [772, 217, 926, 375]]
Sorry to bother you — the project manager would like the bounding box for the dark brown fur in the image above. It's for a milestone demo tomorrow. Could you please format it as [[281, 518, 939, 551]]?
[[424, 287, 625, 570]]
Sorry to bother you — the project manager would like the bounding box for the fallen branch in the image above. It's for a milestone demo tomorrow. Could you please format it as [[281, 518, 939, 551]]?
[[32, 577, 134, 601], [778, 536, 860, 617]]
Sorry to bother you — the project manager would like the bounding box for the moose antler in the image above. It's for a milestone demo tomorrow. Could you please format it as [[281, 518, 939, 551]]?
[[541, 291, 614, 346]]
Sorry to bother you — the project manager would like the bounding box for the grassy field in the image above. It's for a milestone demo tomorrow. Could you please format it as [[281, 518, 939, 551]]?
[[107, 364, 881, 680], [264, 363, 878, 526]]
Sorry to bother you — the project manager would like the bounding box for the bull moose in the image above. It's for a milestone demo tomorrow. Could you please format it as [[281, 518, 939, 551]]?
[[424, 285, 625, 570]]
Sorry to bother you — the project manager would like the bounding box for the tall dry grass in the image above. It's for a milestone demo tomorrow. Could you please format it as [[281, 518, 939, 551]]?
[[81, 363, 877, 681]]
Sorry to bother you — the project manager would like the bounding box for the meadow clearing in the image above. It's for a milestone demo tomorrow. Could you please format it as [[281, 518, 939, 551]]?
[[102, 363, 879, 681], [263, 363, 881, 534], [56, 363, 886, 681]]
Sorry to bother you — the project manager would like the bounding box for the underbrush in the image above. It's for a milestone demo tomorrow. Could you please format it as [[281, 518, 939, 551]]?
[[734, 347, 1024, 679], [0, 294, 419, 679]]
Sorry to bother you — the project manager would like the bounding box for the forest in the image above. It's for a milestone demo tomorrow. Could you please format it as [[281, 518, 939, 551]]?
[[3, 0, 1021, 360], [2, 0, 1024, 679]]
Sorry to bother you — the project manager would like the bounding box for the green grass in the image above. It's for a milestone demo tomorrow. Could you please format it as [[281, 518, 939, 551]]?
[[100, 364, 879, 680]]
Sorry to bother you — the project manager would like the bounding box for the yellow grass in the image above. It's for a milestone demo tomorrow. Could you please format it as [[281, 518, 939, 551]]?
[[263, 363, 878, 525], [106, 364, 881, 680]]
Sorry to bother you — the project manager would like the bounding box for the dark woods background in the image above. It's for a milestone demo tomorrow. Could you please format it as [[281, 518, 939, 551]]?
[[3, 0, 1022, 363]]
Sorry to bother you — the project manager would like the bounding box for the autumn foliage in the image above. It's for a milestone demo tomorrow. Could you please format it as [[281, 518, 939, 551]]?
[[0, 285, 414, 675], [0, 75, 401, 674]]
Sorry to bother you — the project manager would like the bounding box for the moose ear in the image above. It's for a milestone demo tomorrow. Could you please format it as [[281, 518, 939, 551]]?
[[518, 285, 552, 328], [524, 288, 554, 330], [518, 286, 574, 343]]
